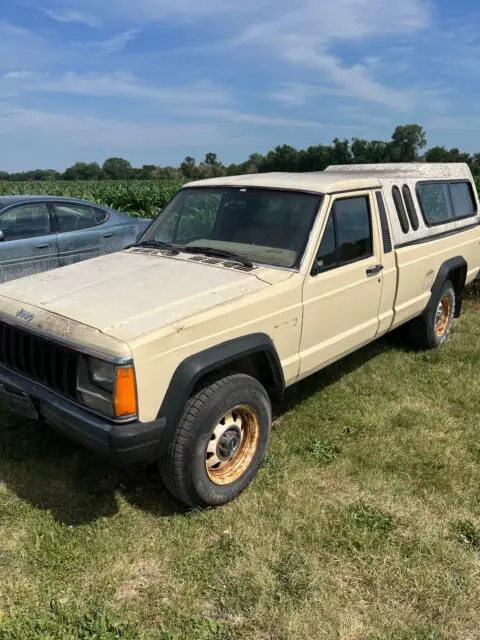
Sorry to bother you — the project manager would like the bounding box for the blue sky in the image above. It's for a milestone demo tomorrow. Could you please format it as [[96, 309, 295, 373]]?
[[1, 0, 480, 171]]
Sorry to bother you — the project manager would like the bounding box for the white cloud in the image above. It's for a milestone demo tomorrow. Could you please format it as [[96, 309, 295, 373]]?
[[234, 0, 431, 109], [0, 71, 232, 107], [237, 0, 429, 45], [0, 71, 331, 128], [96, 29, 141, 55], [44, 8, 101, 27], [0, 21, 54, 71], [268, 83, 321, 107], [59, 0, 267, 22], [193, 107, 328, 128], [0, 104, 225, 149]]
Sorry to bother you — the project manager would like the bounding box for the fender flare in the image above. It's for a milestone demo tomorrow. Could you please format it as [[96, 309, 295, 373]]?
[[425, 256, 467, 319], [157, 333, 284, 445]]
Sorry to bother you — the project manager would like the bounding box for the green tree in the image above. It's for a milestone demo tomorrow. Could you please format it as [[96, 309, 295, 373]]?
[[351, 139, 392, 164], [390, 125, 427, 162], [204, 152, 219, 166], [181, 156, 197, 180], [262, 145, 299, 172], [328, 138, 353, 166], [298, 145, 329, 172], [102, 157, 133, 180], [63, 162, 103, 181], [424, 146, 471, 164]]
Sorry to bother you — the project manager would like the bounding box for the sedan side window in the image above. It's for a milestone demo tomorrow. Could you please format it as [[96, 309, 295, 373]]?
[[0, 204, 50, 241], [55, 204, 98, 233]]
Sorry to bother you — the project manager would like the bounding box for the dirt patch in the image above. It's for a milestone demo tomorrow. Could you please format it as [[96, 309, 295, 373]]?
[[115, 559, 166, 602]]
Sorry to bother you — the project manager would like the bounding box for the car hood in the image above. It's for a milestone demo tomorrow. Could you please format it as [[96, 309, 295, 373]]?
[[0, 249, 276, 343]]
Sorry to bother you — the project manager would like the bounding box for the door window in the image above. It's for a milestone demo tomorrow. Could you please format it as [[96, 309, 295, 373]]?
[[0, 204, 50, 241], [314, 196, 373, 273], [55, 204, 98, 232]]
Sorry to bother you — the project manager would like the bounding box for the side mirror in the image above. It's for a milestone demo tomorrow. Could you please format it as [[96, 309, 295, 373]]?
[[0, 230, 4, 242]]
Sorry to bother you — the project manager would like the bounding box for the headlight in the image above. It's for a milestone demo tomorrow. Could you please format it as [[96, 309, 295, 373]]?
[[77, 356, 137, 420], [89, 358, 115, 392]]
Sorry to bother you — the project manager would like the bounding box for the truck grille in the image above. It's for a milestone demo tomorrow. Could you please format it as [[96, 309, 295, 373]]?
[[0, 321, 79, 399]]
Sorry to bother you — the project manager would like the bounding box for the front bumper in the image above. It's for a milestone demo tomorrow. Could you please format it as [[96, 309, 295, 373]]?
[[0, 364, 166, 465]]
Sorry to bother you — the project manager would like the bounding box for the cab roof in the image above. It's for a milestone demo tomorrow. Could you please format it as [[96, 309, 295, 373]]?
[[185, 163, 473, 195]]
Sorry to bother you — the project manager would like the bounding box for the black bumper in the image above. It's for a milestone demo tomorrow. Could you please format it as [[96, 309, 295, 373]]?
[[0, 364, 166, 465]]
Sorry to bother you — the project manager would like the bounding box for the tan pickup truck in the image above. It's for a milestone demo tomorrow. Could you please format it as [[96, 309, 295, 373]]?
[[0, 163, 479, 507]]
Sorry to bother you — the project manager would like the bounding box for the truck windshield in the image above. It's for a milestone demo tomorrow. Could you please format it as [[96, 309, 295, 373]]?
[[141, 187, 323, 269]]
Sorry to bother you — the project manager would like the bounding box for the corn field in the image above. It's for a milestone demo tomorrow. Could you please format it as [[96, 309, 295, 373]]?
[[1, 177, 479, 219], [0, 181, 182, 218]]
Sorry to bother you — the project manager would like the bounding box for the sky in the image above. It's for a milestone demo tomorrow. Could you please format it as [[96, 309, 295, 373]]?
[[1, 0, 480, 171]]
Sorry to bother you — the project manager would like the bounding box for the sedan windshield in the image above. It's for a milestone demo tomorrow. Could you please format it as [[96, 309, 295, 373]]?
[[140, 187, 322, 269]]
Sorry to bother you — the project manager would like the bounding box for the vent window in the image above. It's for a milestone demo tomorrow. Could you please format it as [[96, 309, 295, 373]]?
[[392, 186, 409, 234], [402, 185, 419, 231]]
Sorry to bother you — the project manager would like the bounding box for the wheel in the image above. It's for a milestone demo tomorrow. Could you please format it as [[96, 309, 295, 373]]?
[[159, 372, 272, 508], [408, 280, 456, 349]]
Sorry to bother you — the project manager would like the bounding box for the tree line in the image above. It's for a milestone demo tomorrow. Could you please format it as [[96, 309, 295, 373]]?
[[2, 125, 479, 182]]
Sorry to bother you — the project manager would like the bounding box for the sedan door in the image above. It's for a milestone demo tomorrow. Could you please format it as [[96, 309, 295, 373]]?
[[0, 202, 59, 283], [53, 202, 106, 267]]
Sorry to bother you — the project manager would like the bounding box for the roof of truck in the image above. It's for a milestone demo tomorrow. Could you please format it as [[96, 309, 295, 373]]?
[[185, 163, 473, 195]]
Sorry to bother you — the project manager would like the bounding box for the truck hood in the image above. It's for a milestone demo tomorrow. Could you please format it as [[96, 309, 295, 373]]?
[[0, 249, 275, 343]]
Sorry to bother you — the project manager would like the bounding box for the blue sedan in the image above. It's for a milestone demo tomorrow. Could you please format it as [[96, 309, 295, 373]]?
[[0, 196, 151, 283]]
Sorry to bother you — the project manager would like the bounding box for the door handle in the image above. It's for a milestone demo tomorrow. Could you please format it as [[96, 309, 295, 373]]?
[[366, 264, 384, 276], [36, 244, 50, 249], [103, 233, 115, 238]]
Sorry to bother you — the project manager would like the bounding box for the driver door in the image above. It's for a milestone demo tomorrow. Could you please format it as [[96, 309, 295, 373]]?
[[299, 192, 383, 378]]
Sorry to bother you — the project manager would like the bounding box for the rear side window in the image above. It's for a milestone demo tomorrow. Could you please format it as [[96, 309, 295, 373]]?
[[392, 186, 409, 233], [417, 183, 452, 224], [417, 181, 477, 225], [402, 185, 419, 231], [55, 204, 98, 233], [94, 208, 109, 224], [449, 182, 477, 218]]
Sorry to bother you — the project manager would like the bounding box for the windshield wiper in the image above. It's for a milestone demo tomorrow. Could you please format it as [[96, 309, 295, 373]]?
[[133, 240, 180, 254], [182, 246, 254, 269]]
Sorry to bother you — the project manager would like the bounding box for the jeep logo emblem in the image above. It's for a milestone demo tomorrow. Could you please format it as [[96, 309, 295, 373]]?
[[16, 309, 34, 323]]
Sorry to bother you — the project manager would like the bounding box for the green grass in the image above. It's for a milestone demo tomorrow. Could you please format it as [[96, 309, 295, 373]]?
[[1, 293, 480, 638]]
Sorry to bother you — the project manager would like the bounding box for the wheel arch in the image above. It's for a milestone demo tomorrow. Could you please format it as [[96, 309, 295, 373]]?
[[427, 256, 467, 319], [157, 334, 284, 446]]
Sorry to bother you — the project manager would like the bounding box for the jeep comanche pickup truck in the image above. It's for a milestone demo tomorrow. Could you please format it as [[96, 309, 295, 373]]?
[[0, 163, 479, 507]]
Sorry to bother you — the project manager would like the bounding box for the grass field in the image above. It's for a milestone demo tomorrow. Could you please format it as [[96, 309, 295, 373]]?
[[0, 287, 479, 639]]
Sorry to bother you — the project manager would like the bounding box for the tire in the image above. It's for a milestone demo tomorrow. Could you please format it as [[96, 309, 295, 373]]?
[[408, 280, 456, 350], [159, 372, 272, 508]]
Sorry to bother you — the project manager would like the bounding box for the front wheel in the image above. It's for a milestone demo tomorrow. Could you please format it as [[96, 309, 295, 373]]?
[[159, 372, 272, 508]]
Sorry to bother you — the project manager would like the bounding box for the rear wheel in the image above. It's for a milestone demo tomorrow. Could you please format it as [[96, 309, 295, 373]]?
[[159, 372, 272, 507], [408, 280, 456, 349]]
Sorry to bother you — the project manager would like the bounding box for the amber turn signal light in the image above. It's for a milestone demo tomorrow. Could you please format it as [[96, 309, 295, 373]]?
[[114, 366, 137, 418]]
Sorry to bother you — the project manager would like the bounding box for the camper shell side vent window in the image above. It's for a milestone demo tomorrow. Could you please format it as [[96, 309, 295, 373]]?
[[392, 186, 410, 234]]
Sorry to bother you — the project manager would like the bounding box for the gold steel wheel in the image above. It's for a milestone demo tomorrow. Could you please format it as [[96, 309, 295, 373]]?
[[435, 294, 452, 338], [206, 406, 260, 486]]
